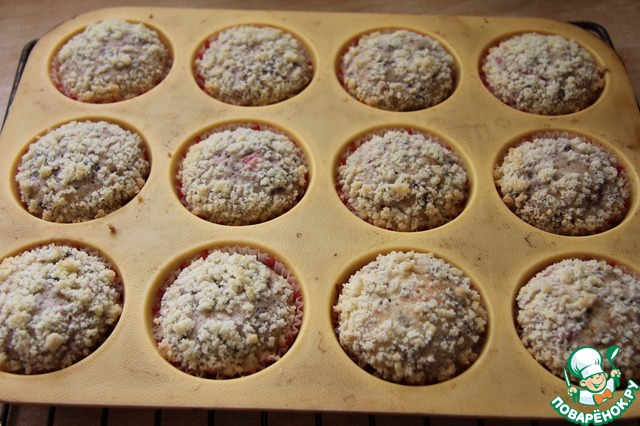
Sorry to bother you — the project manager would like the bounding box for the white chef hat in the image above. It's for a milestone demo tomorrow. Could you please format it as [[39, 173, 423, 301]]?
[[568, 346, 604, 380]]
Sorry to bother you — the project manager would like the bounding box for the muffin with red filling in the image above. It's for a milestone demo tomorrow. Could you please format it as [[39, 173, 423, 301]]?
[[516, 258, 640, 382], [494, 133, 630, 235], [339, 29, 455, 111], [482, 33, 604, 115], [334, 251, 487, 385], [178, 124, 308, 225], [153, 247, 302, 378], [16, 120, 150, 223], [0, 243, 122, 374], [52, 19, 171, 103], [194, 25, 312, 106], [337, 129, 468, 232]]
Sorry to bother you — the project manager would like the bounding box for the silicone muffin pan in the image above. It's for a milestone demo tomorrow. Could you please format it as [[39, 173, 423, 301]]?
[[1, 7, 639, 419]]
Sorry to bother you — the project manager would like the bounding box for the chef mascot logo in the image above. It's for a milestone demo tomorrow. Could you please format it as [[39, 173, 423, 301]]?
[[566, 346, 620, 406], [550, 345, 639, 425]]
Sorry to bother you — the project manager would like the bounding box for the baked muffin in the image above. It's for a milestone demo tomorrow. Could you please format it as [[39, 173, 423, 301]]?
[[516, 258, 640, 381], [52, 19, 171, 103], [178, 125, 308, 225], [339, 29, 455, 111], [194, 25, 313, 106], [0, 244, 122, 374], [482, 33, 604, 115], [337, 129, 468, 232], [16, 120, 150, 223], [494, 133, 630, 236], [334, 251, 487, 385], [153, 248, 302, 378]]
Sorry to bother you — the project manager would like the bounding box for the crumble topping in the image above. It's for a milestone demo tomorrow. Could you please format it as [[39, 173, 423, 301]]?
[[337, 130, 468, 232], [179, 126, 307, 225], [0, 244, 122, 374], [334, 251, 487, 385], [494, 133, 630, 235], [53, 19, 171, 103], [517, 258, 640, 382], [16, 120, 150, 223], [482, 33, 604, 115], [154, 250, 298, 378], [195, 25, 312, 106], [340, 29, 454, 111]]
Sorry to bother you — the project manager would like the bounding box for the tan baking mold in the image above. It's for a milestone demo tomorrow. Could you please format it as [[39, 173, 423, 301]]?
[[1, 7, 639, 419]]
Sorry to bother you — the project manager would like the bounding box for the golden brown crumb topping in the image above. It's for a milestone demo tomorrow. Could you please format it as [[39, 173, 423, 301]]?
[[494, 133, 630, 235], [154, 250, 299, 378], [0, 244, 122, 374], [195, 25, 312, 106], [16, 121, 150, 223], [179, 126, 307, 225], [334, 251, 487, 385], [53, 19, 170, 103], [337, 130, 467, 232], [340, 30, 454, 111], [516, 258, 640, 381], [482, 33, 604, 115]]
